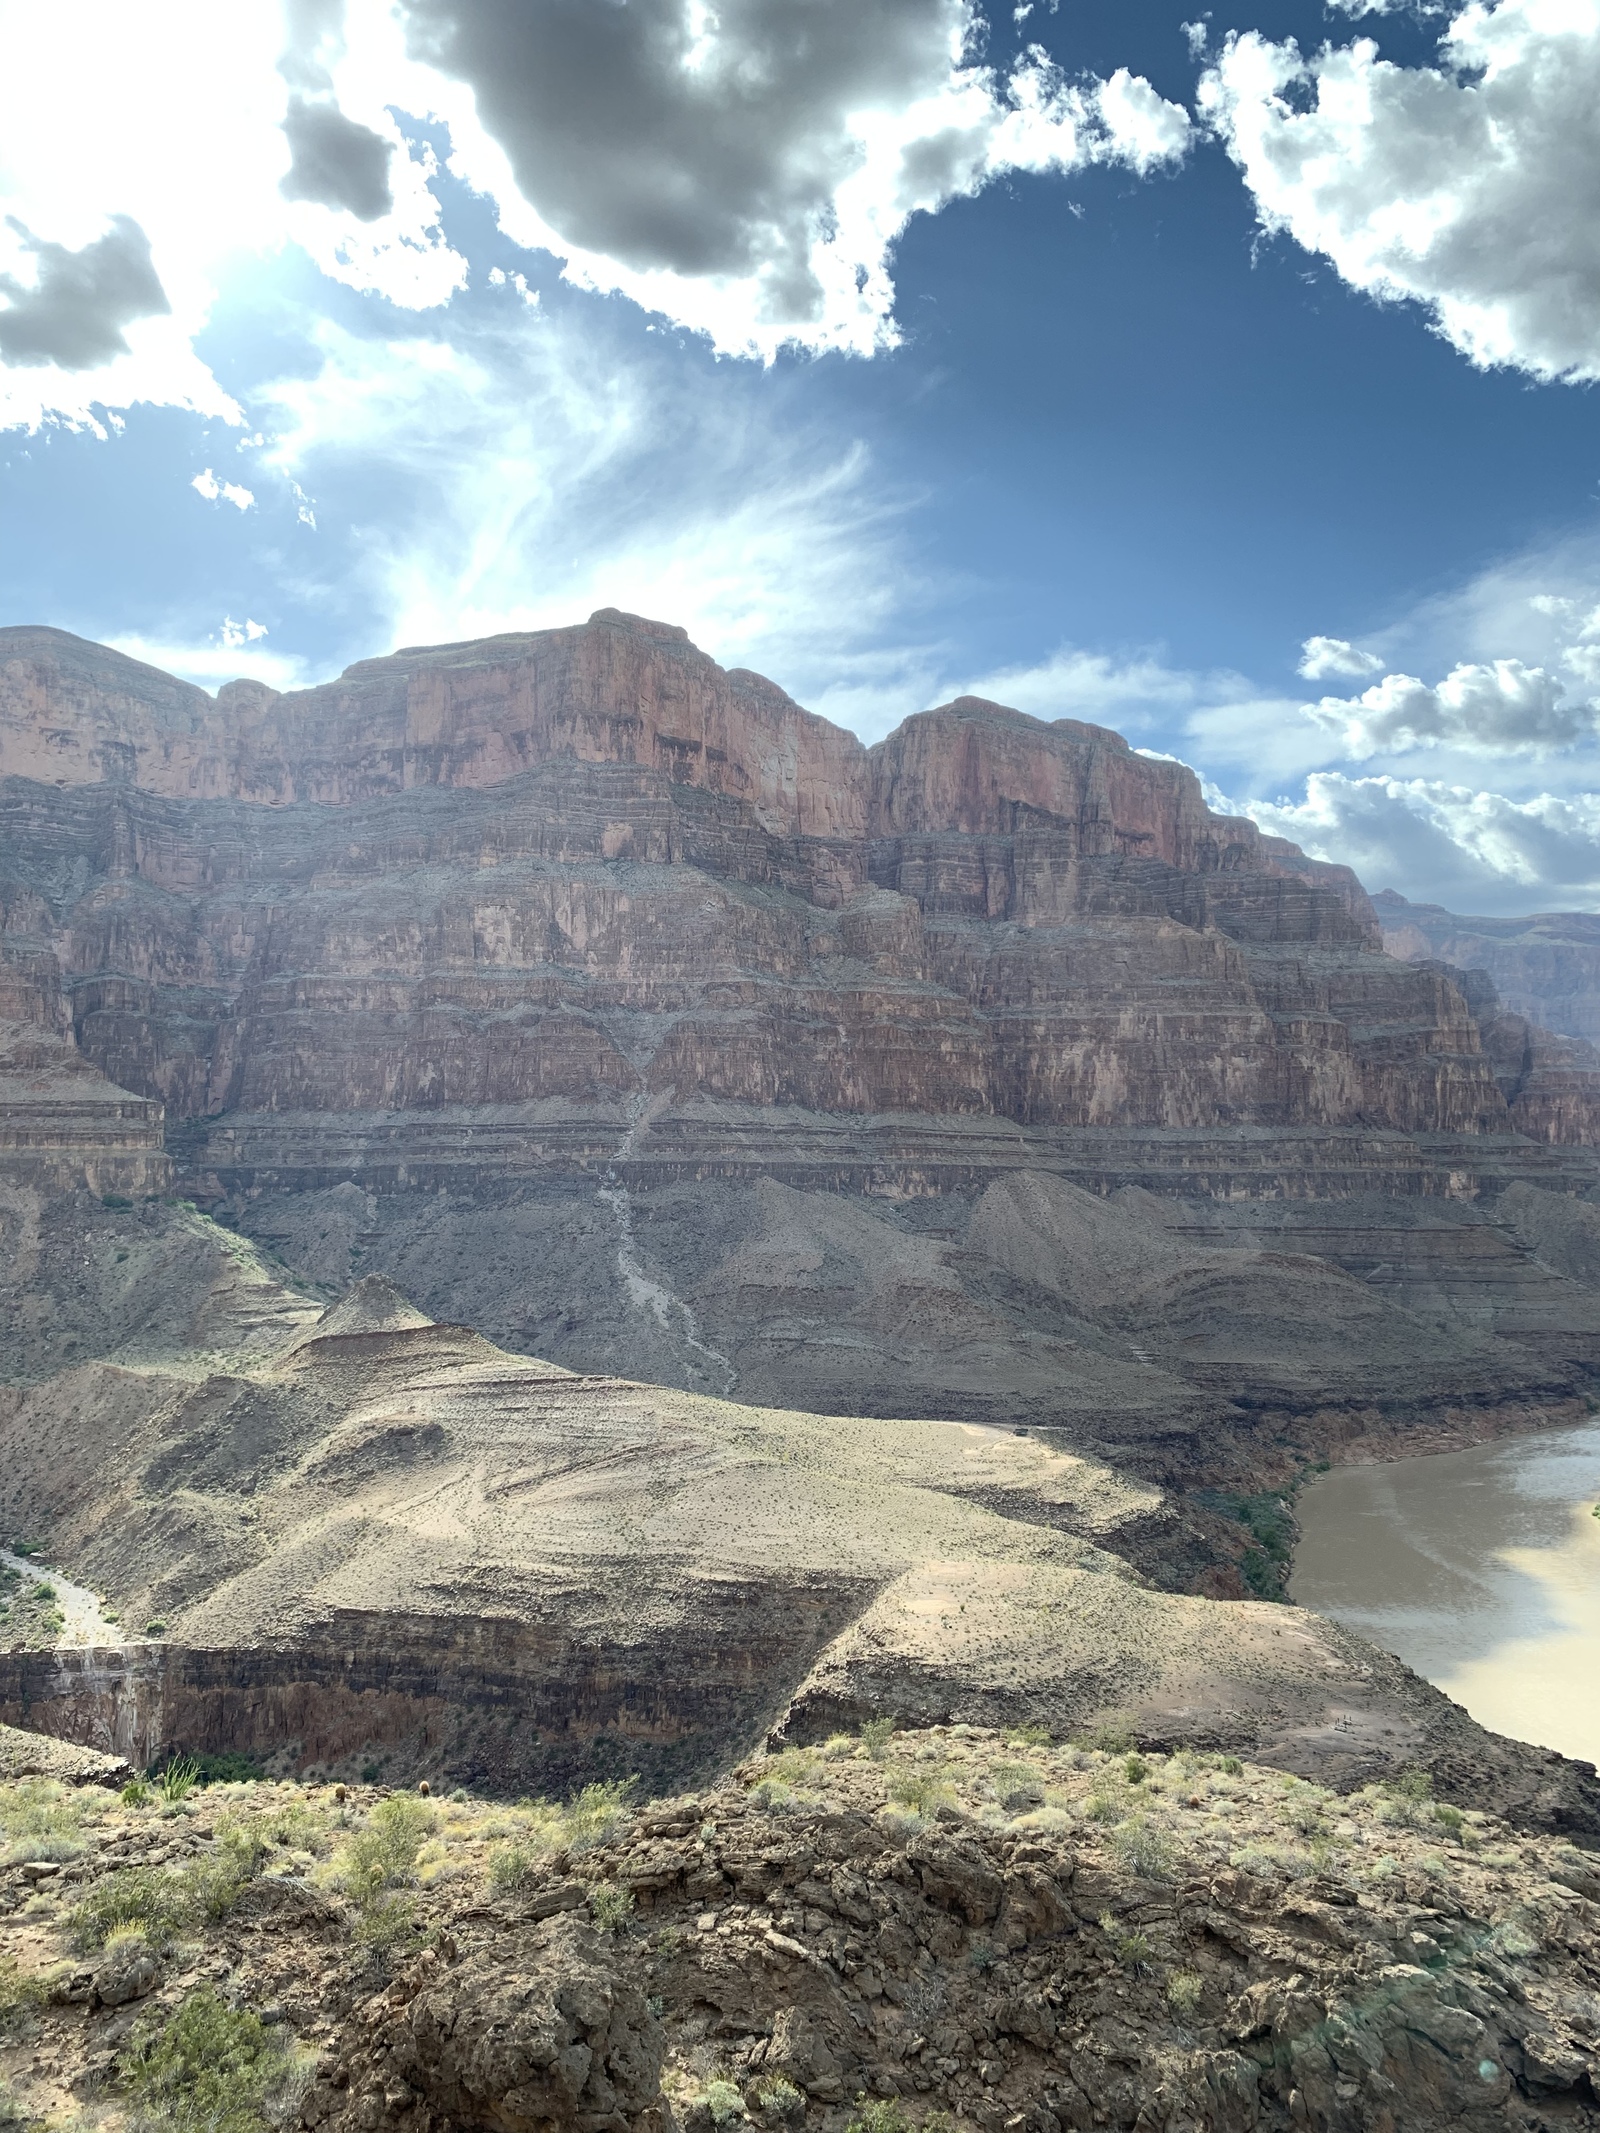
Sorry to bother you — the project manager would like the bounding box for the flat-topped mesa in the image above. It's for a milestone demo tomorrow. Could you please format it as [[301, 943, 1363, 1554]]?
[[0, 612, 1367, 925]]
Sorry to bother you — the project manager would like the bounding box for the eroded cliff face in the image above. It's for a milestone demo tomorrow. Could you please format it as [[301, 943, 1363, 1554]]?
[[3, 610, 1600, 1469], [1379, 889, 1600, 1045], [0, 610, 1579, 1145]]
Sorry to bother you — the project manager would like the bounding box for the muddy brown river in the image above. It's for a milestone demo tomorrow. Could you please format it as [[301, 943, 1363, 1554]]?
[[1291, 1420, 1600, 1766]]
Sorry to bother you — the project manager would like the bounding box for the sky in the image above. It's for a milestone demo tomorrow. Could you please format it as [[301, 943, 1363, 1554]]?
[[3, 1, 1600, 915]]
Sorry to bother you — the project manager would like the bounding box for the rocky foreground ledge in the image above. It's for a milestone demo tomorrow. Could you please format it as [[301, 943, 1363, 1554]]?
[[3, 1724, 1599, 2133]]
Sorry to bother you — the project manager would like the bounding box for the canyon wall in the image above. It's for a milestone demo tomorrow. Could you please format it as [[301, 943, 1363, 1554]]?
[[4, 610, 1600, 1456], [1379, 888, 1600, 1045]]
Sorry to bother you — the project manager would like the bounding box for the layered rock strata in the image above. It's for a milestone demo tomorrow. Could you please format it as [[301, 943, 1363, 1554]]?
[[2, 1267, 1599, 1836], [1380, 887, 1600, 1044], [3, 613, 1600, 1482]]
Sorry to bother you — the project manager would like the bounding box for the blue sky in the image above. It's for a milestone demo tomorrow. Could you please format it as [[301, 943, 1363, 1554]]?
[[4, 0, 1600, 912]]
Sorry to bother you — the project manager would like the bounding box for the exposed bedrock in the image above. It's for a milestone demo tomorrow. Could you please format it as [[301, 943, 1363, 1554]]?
[[3, 612, 1600, 1496], [8, 616, 1600, 1835], [1, 1276, 1597, 1839], [1380, 887, 1600, 1045]]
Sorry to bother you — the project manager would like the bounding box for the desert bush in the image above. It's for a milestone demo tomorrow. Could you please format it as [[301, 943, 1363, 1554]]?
[[1110, 1817, 1175, 1882], [338, 1794, 435, 1899], [1165, 1969, 1203, 2015], [1377, 1769, 1436, 1832], [157, 1758, 199, 1807], [748, 1778, 802, 1815], [69, 1868, 186, 1953], [562, 1779, 636, 1854], [762, 1750, 820, 1787], [858, 1719, 895, 1759], [701, 2079, 746, 2126], [590, 1882, 634, 1934], [756, 2078, 802, 2113], [1099, 1915, 1151, 1969], [124, 1986, 297, 2133], [351, 1894, 419, 1954], [1088, 1725, 1134, 1754], [1085, 1791, 1119, 1824], [122, 1778, 153, 1807], [0, 1955, 54, 2035], [886, 1764, 954, 1815], [487, 1841, 539, 1893], [843, 2100, 914, 2133], [1007, 1724, 1052, 1748], [0, 1779, 91, 1866], [1218, 1757, 1243, 1777], [1279, 1781, 1332, 1837]]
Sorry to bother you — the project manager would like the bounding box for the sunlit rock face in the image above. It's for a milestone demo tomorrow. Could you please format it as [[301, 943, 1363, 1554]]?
[[4, 607, 1600, 1467]]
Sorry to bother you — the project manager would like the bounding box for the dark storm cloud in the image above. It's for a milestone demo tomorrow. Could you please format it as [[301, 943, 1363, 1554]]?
[[398, 0, 967, 308], [280, 95, 396, 222], [0, 214, 170, 370]]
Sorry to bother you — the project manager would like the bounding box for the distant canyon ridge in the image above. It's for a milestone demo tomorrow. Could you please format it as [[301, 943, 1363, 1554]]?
[[6, 608, 1600, 1516]]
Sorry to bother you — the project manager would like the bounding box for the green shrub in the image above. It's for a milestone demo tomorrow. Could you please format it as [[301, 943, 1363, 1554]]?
[[157, 1757, 198, 1805], [487, 1841, 538, 1893], [562, 1779, 636, 1854], [1007, 1724, 1053, 1749], [1089, 1725, 1134, 1754], [747, 1778, 801, 1815], [69, 1867, 185, 1953], [858, 1719, 895, 1760], [1165, 1969, 1203, 2015], [0, 1780, 87, 1863], [590, 1882, 634, 1934], [1280, 1781, 1331, 1836], [0, 1956, 54, 2035], [338, 1794, 435, 1898], [702, 2079, 746, 2126], [122, 1778, 153, 1807], [188, 1754, 265, 1788], [1123, 1755, 1148, 1786], [1085, 1791, 1119, 1824], [1110, 1817, 1175, 1882], [756, 2076, 803, 2116], [351, 1894, 419, 1954], [1219, 1757, 1243, 1777], [843, 2100, 913, 2133], [761, 1750, 820, 1787], [1115, 1928, 1152, 1969], [886, 1764, 954, 1815], [123, 1987, 294, 2133]]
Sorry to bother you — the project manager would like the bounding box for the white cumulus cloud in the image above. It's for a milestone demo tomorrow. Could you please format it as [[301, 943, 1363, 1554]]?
[[1236, 771, 1600, 910], [1299, 634, 1383, 680], [1307, 657, 1596, 755], [1200, 0, 1600, 382]]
